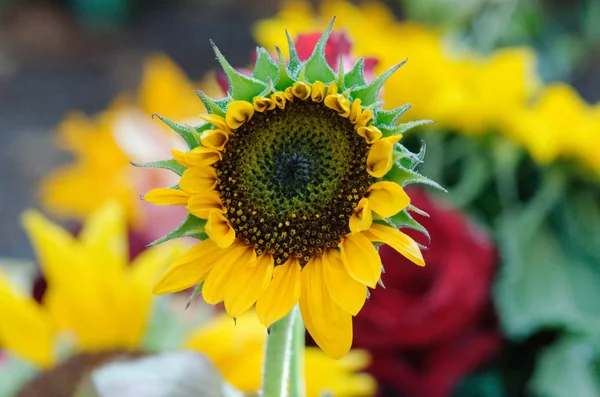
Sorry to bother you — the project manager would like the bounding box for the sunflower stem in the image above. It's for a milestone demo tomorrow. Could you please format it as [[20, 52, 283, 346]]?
[[262, 306, 298, 397], [289, 307, 305, 397]]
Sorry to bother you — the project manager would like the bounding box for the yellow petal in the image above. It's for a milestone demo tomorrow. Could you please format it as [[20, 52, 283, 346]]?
[[322, 249, 367, 316], [224, 253, 274, 318], [349, 198, 373, 233], [357, 125, 382, 144], [200, 129, 229, 150], [270, 92, 287, 109], [300, 256, 352, 359], [291, 81, 311, 100], [368, 181, 410, 218], [206, 211, 236, 248], [152, 239, 224, 294], [202, 245, 255, 304], [311, 81, 326, 102], [324, 94, 351, 117], [363, 223, 425, 267], [354, 109, 374, 129], [130, 241, 187, 289], [256, 258, 301, 327], [284, 87, 295, 101], [186, 192, 224, 219], [179, 166, 218, 194], [253, 96, 275, 112], [0, 271, 56, 367], [226, 101, 255, 129], [366, 136, 401, 178], [339, 233, 381, 288], [327, 82, 338, 96], [171, 149, 191, 167], [199, 113, 231, 133], [187, 147, 222, 166], [348, 99, 362, 124], [143, 188, 190, 206], [78, 201, 128, 276]]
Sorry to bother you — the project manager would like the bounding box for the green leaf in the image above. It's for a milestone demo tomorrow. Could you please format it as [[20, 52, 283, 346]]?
[[211, 40, 267, 101], [285, 30, 302, 73], [252, 47, 279, 83], [343, 58, 366, 88], [494, 224, 600, 339], [152, 114, 199, 149], [350, 59, 406, 106], [131, 159, 185, 176], [274, 46, 297, 90], [148, 214, 207, 247], [379, 119, 434, 137], [386, 163, 446, 191], [186, 282, 204, 309], [388, 209, 430, 241], [530, 336, 600, 397], [335, 55, 345, 91], [195, 90, 226, 117], [375, 104, 412, 125], [303, 18, 336, 83]]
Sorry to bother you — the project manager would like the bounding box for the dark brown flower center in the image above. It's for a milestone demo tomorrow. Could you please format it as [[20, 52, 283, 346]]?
[[215, 99, 373, 265]]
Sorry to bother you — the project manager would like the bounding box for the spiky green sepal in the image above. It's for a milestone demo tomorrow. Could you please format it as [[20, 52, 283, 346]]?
[[142, 18, 441, 245]]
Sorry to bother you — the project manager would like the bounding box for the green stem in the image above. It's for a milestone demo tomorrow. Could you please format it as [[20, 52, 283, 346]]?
[[289, 307, 305, 397], [261, 306, 298, 397]]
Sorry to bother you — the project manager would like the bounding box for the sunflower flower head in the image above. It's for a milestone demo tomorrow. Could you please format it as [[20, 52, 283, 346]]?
[[141, 19, 441, 358]]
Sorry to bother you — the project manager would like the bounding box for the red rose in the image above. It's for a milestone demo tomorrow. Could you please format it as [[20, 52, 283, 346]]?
[[353, 189, 500, 397]]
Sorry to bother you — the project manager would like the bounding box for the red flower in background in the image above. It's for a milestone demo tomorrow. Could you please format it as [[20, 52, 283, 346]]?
[[353, 189, 500, 397]]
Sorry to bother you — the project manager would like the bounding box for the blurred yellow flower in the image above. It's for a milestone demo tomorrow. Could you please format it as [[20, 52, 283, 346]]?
[[503, 83, 600, 175], [0, 203, 375, 396], [0, 202, 184, 368], [253, 0, 539, 135], [186, 312, 376, 396], [39, 55, 222, 234]]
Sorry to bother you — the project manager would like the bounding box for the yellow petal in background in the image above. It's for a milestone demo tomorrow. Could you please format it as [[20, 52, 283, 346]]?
[[339, 233, 382, 288], [0, 270, 56, 368], [364, 223, 425, 267], [226, 101, 255, 129], [256, 258, 301, 327], [368, 181, 410, 217], [143, 188, 190, 206], [322, 250, 367, 316], [152, 239, 224, 294], [206, 211, 236, 248], [224, 253, 274, 318], [349, 198, 373, 233], [300, 256, 353, 359]]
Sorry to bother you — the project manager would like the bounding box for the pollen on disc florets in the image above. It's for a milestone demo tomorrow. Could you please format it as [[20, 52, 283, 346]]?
[[216, 98, 373, 265]]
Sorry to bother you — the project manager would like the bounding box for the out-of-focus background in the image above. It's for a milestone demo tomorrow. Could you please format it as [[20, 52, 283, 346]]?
[[1, 0, 600, 397]]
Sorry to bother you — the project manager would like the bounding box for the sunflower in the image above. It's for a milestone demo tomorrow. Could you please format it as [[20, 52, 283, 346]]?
[[0, 203, 375, 396], [0, 202, 184, 396], [142, 20, 438, 358]]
